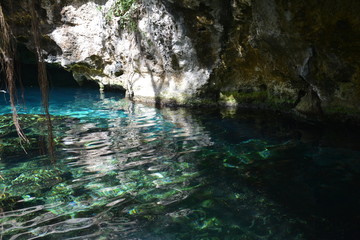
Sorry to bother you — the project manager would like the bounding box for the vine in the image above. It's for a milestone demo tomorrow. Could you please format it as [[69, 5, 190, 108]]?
[[0, 1, 55, 161], [0, 4, 28, 143]]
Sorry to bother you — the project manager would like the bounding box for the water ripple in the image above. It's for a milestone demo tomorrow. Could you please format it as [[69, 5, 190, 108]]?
[[3, 88, 359, 239]]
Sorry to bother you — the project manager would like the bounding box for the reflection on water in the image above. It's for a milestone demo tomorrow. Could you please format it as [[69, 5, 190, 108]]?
[[0, 87, 360, 239]]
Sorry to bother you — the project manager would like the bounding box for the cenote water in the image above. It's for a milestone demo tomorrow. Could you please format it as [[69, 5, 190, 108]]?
[[1, 87, 360, 240]]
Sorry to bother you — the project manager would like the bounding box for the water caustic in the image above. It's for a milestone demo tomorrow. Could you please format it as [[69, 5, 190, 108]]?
[[0, 87, 360, 239]]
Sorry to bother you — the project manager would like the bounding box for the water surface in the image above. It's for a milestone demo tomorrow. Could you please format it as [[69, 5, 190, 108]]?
[[1, 87, 360, 239]]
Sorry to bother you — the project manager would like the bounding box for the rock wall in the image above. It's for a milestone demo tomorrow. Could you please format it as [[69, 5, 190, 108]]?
[[2, 0, 360, 118], [214, 0, 360, 119]]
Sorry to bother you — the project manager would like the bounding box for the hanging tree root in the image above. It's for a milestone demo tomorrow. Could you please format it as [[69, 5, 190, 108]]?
[[0, 4, 28, 143], [29, 0, 56, 162]]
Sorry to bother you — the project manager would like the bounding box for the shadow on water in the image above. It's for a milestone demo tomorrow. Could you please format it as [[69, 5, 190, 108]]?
[[0, 88, 360, 239], [191, 108, 360, 240]]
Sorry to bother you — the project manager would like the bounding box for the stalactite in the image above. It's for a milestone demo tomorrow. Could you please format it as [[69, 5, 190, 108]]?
[[29, 0, 56, 162], [0, 4, 28, 143]]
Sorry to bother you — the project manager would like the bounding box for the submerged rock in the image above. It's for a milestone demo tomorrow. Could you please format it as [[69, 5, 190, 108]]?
[[10, 168, 64, 195], [0, 114, 77, 158]]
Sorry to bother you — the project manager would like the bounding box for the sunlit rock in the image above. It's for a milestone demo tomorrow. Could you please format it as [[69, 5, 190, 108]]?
[[2, 0, 360, 117]]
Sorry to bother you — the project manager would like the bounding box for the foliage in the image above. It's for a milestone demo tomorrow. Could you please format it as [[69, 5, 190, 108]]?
[[106, 0, 140, 31], [112, 0, 135, 16]]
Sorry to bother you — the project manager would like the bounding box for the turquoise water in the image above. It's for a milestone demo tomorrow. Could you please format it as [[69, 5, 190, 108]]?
[[1, 87, 360, 239]]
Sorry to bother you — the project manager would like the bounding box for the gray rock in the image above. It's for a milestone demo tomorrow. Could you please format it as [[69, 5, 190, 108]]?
[[2, 0, 360, 117]]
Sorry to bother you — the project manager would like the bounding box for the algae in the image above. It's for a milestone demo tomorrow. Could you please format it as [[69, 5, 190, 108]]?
[[67, 63, 105, 77], [0, 114, 76, 157]]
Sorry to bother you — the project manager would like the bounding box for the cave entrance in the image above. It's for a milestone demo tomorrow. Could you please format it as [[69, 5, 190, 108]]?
[[14, 44, 80, 88], [13, 44, 127, 95], [1, 44, 127, 96]]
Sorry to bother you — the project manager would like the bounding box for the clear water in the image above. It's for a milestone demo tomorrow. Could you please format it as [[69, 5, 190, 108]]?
[[1, 87, 360, 240]]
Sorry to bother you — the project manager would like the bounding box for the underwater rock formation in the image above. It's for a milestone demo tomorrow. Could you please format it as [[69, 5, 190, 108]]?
[[2, 0, 360, 118]]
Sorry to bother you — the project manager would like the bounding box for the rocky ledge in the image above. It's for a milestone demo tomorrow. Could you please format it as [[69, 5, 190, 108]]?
[[2, 0, 360, 120]]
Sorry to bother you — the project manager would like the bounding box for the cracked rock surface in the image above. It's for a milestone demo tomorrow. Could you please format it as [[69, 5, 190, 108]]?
[[2, 0, 360, 118]]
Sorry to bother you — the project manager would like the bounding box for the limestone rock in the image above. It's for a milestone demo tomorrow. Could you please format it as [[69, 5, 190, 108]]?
[[2, 0, 360, 118], [295, 90, 323, 116]]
